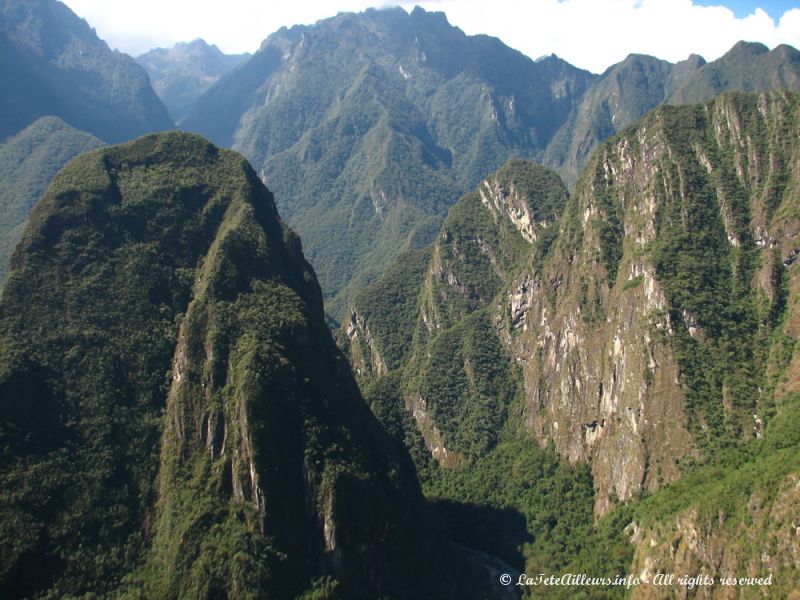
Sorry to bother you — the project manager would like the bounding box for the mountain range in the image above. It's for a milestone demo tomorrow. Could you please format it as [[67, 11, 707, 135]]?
[[137, 39, 250, 123], [0, 0, 172, 144], [344, 90, 800, 596], [1, 1, 800, 597], [181, 7, 800, 320], [0, 131, 487, 599]]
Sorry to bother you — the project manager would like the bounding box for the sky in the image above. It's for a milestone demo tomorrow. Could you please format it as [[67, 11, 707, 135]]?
[[62, 0, 800, 73]]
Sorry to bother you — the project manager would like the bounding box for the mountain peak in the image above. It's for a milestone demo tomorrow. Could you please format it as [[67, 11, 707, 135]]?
[[0, 130, 460, 598], [724, 40, 770, 58]]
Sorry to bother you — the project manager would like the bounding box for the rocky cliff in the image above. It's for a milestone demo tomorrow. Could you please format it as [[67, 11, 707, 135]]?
[[344, 91, 800, 594]]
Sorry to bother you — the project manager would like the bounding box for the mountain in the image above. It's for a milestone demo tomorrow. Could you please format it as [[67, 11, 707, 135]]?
[[183, 6, 595, 320], [0, 116, 103, 287], [184, 6, 800, 321], [669, 41, 800, 104], [137, 39, 250, 123], [343, 91, 800, 594], [0, 0, 173, 143], [544, 42, 800, 186], [0, 131, 477, 599], [542, 52, 706, 187]]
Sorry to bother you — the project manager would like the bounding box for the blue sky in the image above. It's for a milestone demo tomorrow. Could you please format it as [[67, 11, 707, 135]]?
[[63, 0, 800, 73], [695, 1, 797, 19]]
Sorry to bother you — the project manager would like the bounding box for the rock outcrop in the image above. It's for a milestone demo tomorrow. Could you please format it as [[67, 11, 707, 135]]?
[[350, 91, 800, 511]]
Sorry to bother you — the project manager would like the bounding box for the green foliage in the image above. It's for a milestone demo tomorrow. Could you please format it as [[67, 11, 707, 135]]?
[[544, 42, 800, 188], [351, 91, 800, 599], [493, 158, 570, 223], [425, 440, 633, 599], [0, 117, 103, 287], [184, 7, 594, 319], [643, 99, 789, 451], [349, 247, 432, 370], [413, 311, 517, 457], [0, 131, 456, 599], [669, 42, 800, 106]]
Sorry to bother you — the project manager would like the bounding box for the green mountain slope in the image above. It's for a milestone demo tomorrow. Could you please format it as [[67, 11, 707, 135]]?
[[0, 132, 468, 599], [184, 6, 595, 319], [183, 3, 800, 320], [0, 116, 103, 286], [344, 91, 800, 596], [544, 42, 800, 187], [0, 0, 173, 143], [137, 39, 250, 123], [669, 41, 800, 104]]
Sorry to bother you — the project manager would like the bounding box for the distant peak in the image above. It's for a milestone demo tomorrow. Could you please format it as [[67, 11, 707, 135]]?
[[409, 5, 451, 25], [535, 53, 560, 62], [724, 40, 769, 57], [185, 38, 211, 48], [680, 53, 707, 67]]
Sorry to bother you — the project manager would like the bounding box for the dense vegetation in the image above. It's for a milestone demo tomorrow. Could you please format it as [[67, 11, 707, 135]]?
[[347, 159, 632, 595], [184, 7, 800, 322], [345, 93, 800, 597], [184, 6, 594, 319], [544, 42, 800, 186], [0, 116, 103, 286], [0, 132, 467, 599]]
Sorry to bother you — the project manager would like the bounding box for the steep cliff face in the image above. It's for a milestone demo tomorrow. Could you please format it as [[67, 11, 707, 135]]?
[[512, 91, 800, 512], [345, 160, 568, 463], [344, 92, 800, 591], [0, 132, 456, 599]]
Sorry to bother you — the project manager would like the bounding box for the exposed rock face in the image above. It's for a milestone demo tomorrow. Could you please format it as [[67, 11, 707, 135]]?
[[345, 91, 800, 517], [0, 132, 454, 599], [628, 470, 800, 599], [345, 307, 388, 377], [511, 91, 800, 512]]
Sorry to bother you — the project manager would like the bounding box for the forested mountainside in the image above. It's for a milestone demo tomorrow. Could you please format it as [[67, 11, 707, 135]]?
[[0, 0, 173, 144], [137, 39, 250, 123], [2, 3, 798, 322], [0, 116, 103, 286], [183, 6, 595, 320], [545, 41, 800, 187], [0, 132, 486, 600], [182, 5, 800, 320], [2, 3, 800, 597], [343, 91, 800, 597]]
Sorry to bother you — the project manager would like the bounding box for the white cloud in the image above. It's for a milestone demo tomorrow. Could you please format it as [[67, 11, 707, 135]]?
[[62, 0, 800, 72]]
